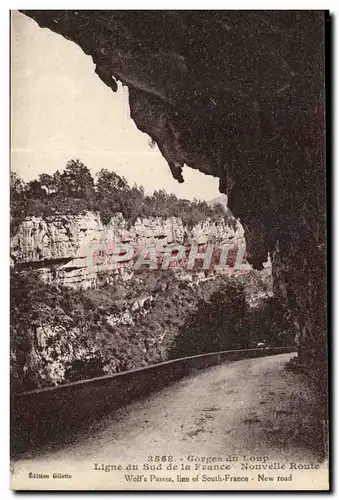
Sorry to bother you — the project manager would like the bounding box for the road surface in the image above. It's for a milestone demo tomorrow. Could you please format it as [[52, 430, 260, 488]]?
[[11, 353, 328, 490]]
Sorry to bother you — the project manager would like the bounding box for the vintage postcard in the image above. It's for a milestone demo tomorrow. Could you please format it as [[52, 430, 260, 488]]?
[[10, 10, 329, 491]]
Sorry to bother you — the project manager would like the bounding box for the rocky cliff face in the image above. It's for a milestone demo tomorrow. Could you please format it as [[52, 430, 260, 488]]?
[[11, 212, 246, 288], [11, 212, 276, 391]]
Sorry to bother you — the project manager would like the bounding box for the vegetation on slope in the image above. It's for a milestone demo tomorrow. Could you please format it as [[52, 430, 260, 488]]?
[[10, 268, 212, 391], [10, 265, 292, 392], [168, 280, 294, 359]]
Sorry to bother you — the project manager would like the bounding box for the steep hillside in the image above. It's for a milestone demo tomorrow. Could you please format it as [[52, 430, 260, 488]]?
[[10, 166, 278, 392], [11, 265, 274, 392]]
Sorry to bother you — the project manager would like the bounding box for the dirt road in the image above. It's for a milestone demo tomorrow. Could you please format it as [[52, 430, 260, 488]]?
[[12, 353, 328, 490]]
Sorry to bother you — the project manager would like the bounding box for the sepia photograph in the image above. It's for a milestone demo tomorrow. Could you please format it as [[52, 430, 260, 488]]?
[[10, 9, 328, 491]]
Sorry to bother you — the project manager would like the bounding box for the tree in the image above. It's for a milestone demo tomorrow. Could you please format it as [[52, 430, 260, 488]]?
[[26, 180, 45, 199], [95, 169, 129, 194], [39, 173, 55, 195], [10, 172, 27, 234], [60, 159, 94, 198], [95, 169, 130, 224], [52, 170, 63, 194], [10, 172, 26, 201]]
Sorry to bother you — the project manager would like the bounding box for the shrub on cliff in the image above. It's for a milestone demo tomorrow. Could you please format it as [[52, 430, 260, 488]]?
[[168, 281, 249, 358], [168, 281, 294, 360]]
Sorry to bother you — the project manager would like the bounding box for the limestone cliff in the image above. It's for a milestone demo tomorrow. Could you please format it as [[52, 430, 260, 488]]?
[[11, 212, 246, 288]]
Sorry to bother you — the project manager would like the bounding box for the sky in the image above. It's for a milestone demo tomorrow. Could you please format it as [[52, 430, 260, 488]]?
[[11, 11, 221, 201]]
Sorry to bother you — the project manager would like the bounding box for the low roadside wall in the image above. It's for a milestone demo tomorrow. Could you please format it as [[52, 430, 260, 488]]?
[[11, 346, 295, 456]]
